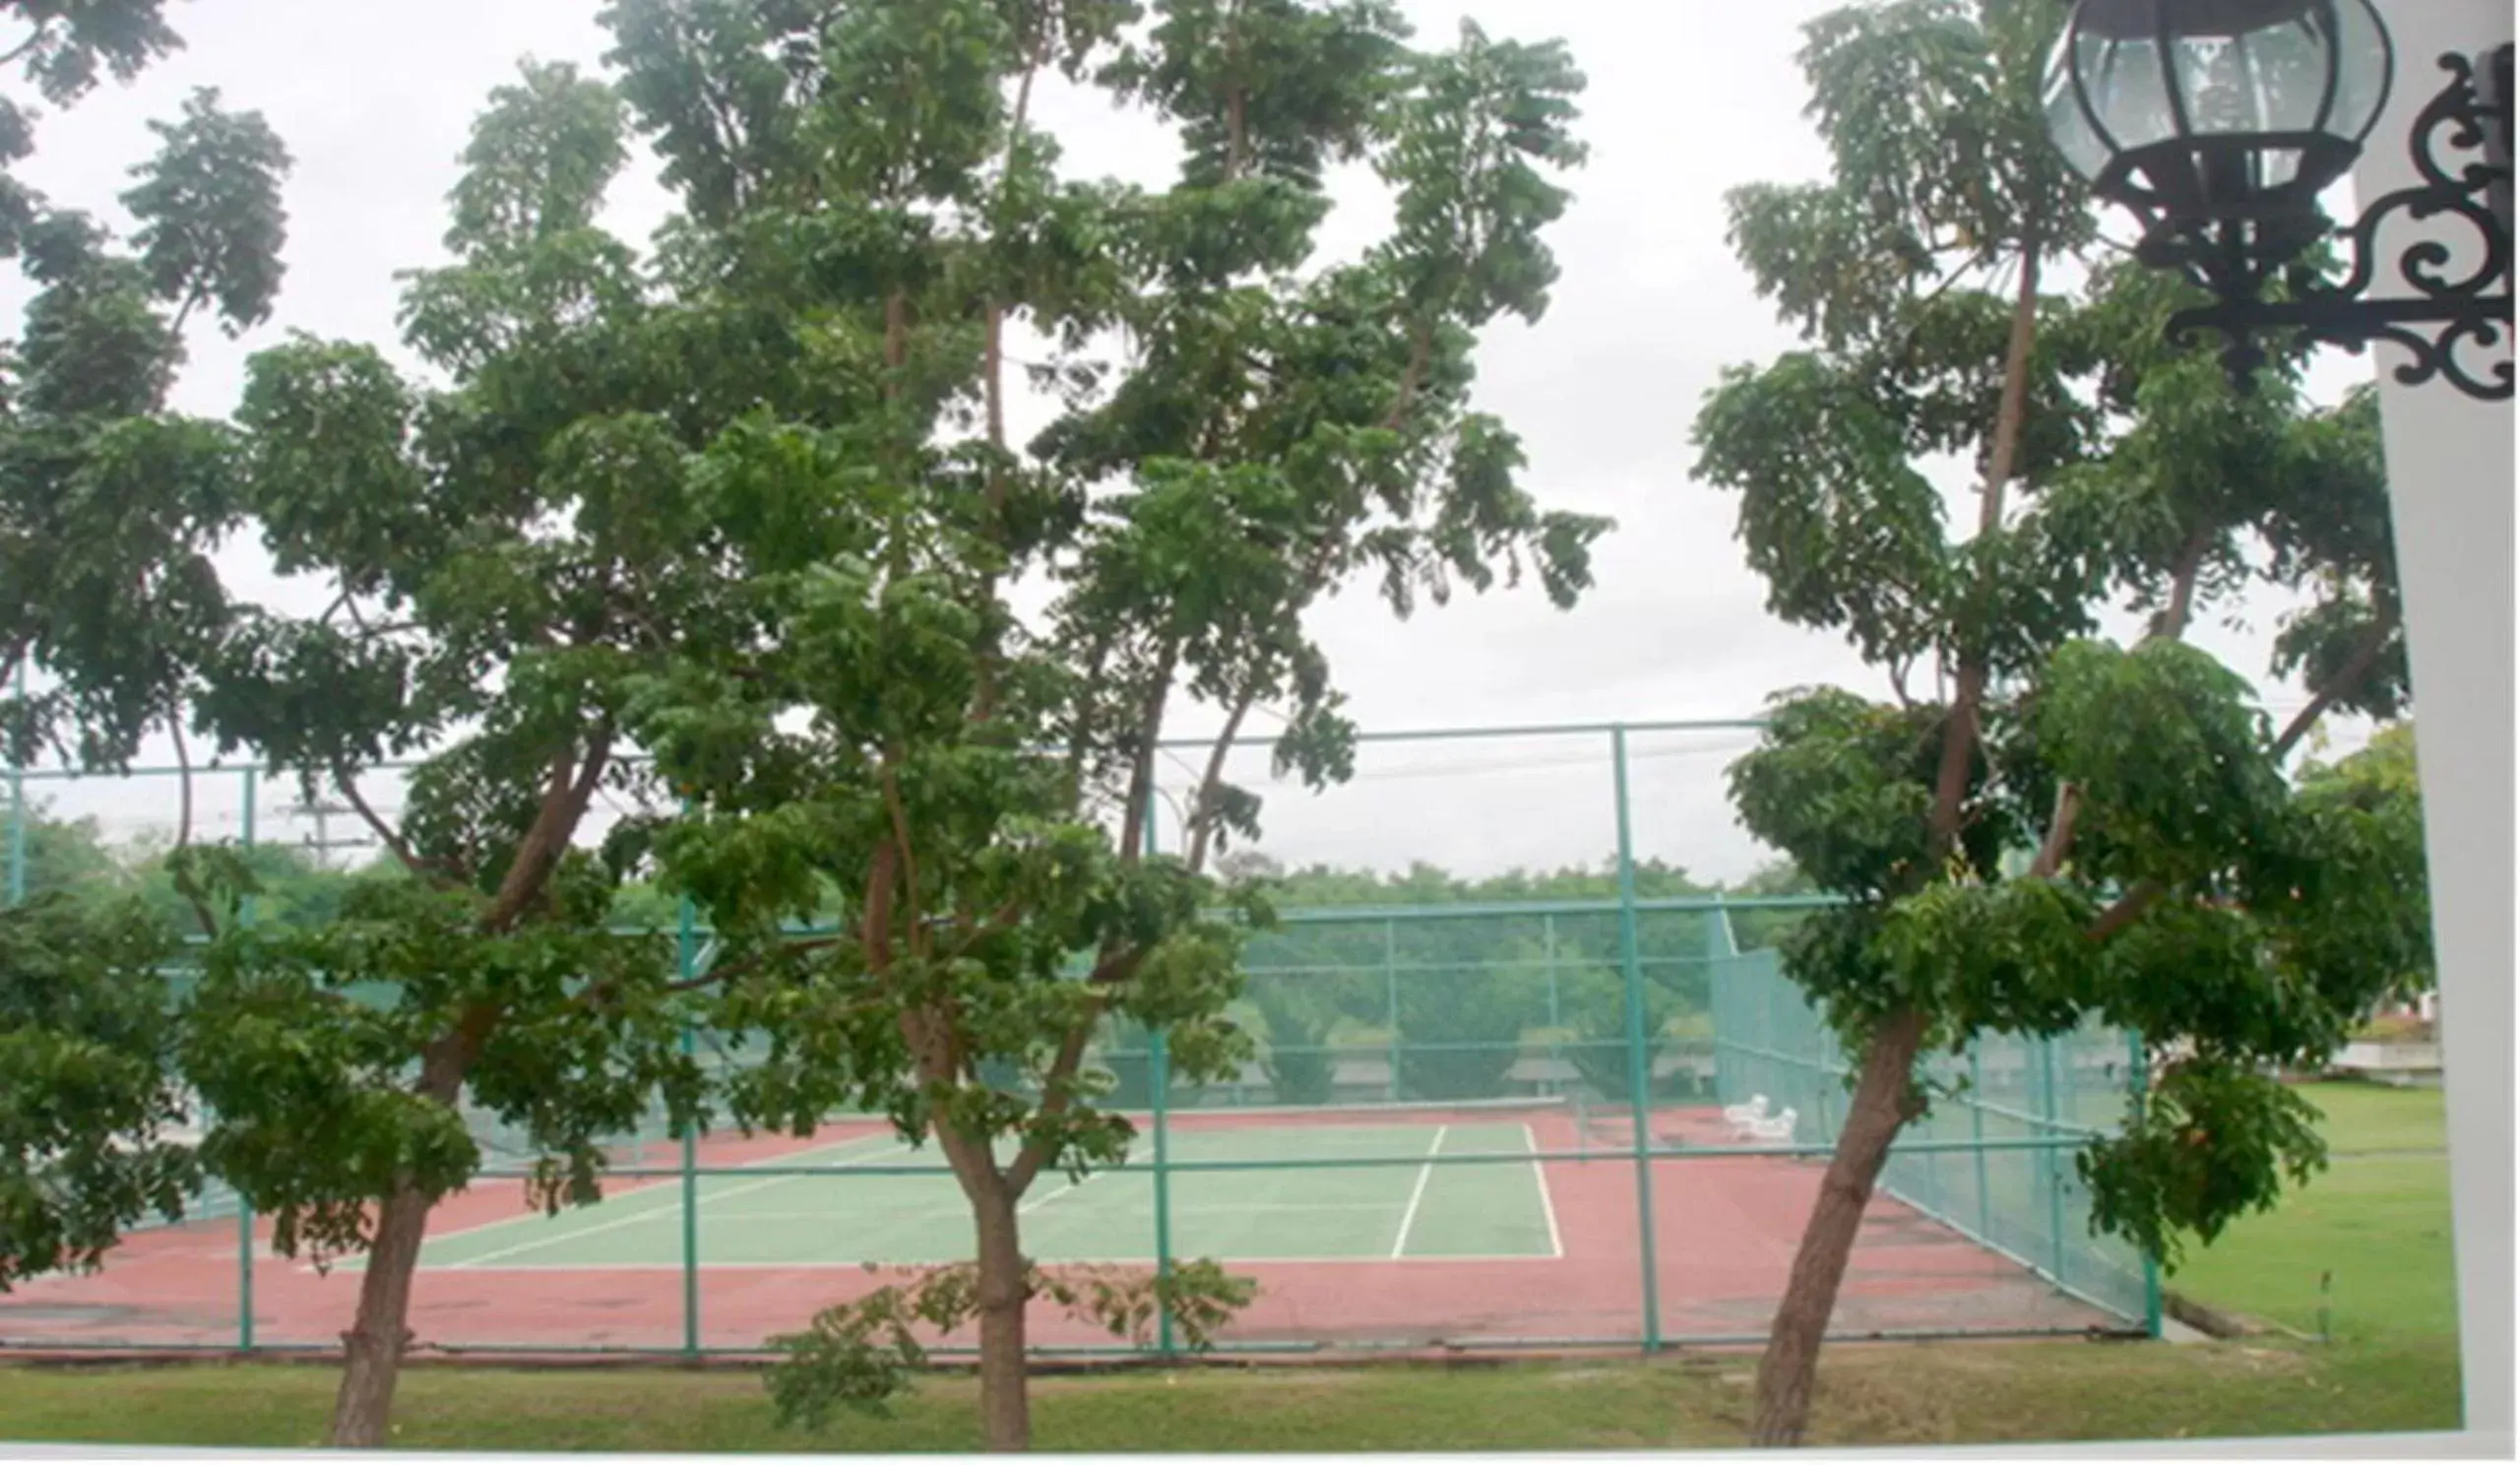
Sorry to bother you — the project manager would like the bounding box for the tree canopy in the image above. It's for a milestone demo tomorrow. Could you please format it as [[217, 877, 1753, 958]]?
[[582, 1, 1606, 1446], [1687, 0, 2426, 1446]]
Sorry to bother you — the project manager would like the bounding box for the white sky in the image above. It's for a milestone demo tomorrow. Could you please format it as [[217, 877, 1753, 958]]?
[[2, 0, 2383, 885]]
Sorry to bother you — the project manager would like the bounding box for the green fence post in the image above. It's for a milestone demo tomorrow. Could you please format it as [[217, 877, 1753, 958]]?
[[2041, 1037, 2067, 1289], [677, 882, 700, 1360], [1542, 914, 1559, 1097], [1143, 797, 1175, 1358], [1544, 913, 1560, 1026], [1611, 727, 1663, 1352], [1701, 901, 1732, 1101], [1969, 1051, 1991, 1242], [1151, 1025, 1176, 1358], [2129, 1030, 2162, 1337], [1383, 919, 1401, 1103], [237, 768, 256, 1352], [5, 664, 25, 905]]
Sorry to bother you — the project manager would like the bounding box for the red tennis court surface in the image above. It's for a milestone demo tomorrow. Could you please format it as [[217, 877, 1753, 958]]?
[[0, 1104, 2129, 1358]]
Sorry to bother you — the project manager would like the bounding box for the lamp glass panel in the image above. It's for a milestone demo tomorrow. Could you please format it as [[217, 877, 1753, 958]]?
[[2043, 37, 2113, 179], [2080, 32, 2179, 154], [2325, 0, 2391, 144]]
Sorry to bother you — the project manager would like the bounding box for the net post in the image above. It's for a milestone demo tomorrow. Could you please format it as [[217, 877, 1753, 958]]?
[[677, 858, 701, 1360], [1610, 726, 1663, 1352], [1383, 919, 1400, 1103], [237, 767, 256, 1353], [1151, 1025, 1176, 1358], [5, 663, 25, 905], [2129, 1029, 2163, 1337]]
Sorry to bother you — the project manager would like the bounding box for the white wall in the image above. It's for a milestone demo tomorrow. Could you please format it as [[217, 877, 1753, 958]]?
[[2354, 1, 2513, 1447]]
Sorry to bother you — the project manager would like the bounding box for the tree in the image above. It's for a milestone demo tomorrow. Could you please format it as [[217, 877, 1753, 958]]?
[[0, 2, 288, 783], [0, 1, 186, 261], [2292, 723, 2430, 1006], [163, 63, 733, 1447], [594, 0, 1606, 1448], [0, 888, 196, 1290], [1392, 952, 1531, 1101], [1687, 0, 2422, 1444], [0, 0, 298, 1388], [1558, 962, 1676, 1103], [1251, 977, 1339, 1105], [1726, 859, 1821, 954], [0, 802, 124, 901]]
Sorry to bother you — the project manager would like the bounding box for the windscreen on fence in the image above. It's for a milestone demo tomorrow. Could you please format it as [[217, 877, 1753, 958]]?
[[3, 724, 2156, 1358]]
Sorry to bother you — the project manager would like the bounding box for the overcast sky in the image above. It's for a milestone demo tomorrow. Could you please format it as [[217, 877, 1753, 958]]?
[[3, 0, 2382, 885]]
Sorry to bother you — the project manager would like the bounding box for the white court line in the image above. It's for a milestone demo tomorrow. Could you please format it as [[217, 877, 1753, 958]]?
[[448, 1132, 914, 1269], [1524, 1122, 1565, 1259], [1387, 1123, 1449, 1260], [308, 1131, 908, 1274]]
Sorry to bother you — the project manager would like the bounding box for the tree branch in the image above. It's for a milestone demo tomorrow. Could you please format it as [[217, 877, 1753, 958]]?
[[1887, 246, 1994, 366], [1182, 684, 1259, 875], [166, 712, 220, 940], [2085, 879, 2162, 941], [165, 287, 204, 350], [481, 724, 614, 933], [879, 760, 924, 957], [1004, 944, 1153, 1198], [2272, 605, 2400, 761], [329, 763, 448, 886], [2082, 603, 2397, 944], [1114, 643, 1178, 864], [646, 933, 855, 995], [1380, 320, 1433, 434], [944, 896, 1026, 962], [863, 840, 898, 975], [1002, 1018, 1103, 1199], [1927, 243, 2042, 866], [2029, 782, 2079, 879], [2152, 528, 2212, 641], [0, 24, 53, 71]]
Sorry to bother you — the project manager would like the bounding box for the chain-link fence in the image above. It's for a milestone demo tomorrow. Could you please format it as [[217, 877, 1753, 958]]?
[[2, 722, 2157, 1358]]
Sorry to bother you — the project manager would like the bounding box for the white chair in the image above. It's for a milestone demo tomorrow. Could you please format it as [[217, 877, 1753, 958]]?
[[1736, 1107, 1798, 1145], [1721, 1093, 1770, 1126]]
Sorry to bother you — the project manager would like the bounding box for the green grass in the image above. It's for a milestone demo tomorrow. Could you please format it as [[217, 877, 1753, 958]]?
[[0, 1339, 2462, 1452], [2171, 1081, 2458, 1351], [2290, 1078, 2450, 1156]]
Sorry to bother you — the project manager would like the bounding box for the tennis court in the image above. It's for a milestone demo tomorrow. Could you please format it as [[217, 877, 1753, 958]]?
[[0, 1096, 2132, 1358], [401, 1119, 1562, 1272]]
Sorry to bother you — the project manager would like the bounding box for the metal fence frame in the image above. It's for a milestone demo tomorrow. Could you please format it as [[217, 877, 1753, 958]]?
[[3, 719, 2164, 1358]]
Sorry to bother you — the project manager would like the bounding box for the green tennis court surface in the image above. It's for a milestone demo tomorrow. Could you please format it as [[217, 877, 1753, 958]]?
[[405, 1120, 1563, 1270]]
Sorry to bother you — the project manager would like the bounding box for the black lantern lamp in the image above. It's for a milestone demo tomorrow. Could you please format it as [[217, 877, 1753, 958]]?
[[2045, 0, 2514, 399]]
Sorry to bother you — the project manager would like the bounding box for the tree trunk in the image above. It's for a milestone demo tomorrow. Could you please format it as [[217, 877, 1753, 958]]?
[[328, 1179, 436, 1447], [1748, 1008, 1929, 1448], [329, 1041, 472, 1448], [972, 1185, 1033, 1451]]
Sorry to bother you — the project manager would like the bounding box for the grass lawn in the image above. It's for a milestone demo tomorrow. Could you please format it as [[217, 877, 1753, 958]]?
[[2172, 1080, 2459, 1346], [2290, 1079, 2453, 1157], [0, 1339, 2463, 1453]]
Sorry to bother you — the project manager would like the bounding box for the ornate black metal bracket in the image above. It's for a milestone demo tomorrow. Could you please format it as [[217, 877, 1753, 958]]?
[[2167, 45, 2516, 401]]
